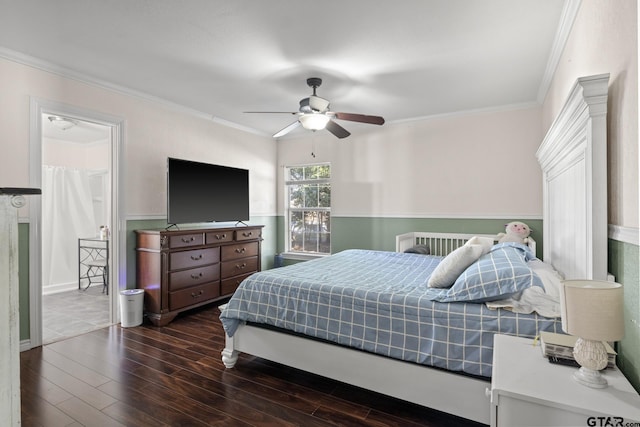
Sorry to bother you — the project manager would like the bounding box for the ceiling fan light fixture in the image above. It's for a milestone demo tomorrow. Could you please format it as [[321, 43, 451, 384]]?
[[299, 113, 330, 131]]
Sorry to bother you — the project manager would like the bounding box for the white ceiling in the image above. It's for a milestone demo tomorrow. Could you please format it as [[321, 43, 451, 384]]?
[[1, 0, 572, 139]]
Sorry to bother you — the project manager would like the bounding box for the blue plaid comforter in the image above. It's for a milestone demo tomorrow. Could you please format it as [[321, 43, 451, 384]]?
[[220, 249, 561, 377]]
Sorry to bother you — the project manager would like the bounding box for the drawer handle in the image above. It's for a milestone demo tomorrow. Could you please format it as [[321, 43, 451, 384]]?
[[236, 263, 247, 270], [215, 234, 227, 240], [191, 272, 203, 279], [235, 247, 246, 254], [242, 231, 253, 237], [181, 236, 195, 243], [191, 290, 204, 298], [190, 254, 203, 261]]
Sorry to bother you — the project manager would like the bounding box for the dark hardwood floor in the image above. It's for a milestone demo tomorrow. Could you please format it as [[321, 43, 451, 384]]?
[[21, 302, 487, 427]]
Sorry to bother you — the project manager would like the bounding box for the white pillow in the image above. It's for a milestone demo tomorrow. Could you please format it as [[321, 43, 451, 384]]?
[[527, 259, 563, 300], [466, 236, 495, 254], [427, 236, 492, 288]]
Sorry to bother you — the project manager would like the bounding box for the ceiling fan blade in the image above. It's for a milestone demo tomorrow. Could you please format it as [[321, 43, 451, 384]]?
[[273, 121, 301, 138], [333, 112, 385, 125], [244, 111, 298, 114], [325, 120, 351, 139]]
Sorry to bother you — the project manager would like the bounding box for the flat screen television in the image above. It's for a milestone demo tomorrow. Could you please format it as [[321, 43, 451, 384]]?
[[167, 157, 249, 224]]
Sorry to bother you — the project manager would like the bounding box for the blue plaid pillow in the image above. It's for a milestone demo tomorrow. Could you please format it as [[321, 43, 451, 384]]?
[[432, 243, 543, 303]]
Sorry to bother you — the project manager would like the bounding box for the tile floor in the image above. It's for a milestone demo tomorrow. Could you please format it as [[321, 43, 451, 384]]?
[[42, 284, 111, 344]]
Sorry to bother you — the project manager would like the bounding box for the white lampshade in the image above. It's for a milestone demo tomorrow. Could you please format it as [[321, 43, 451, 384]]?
[[560, 280, 624, 341], [559, 279, 624, 388], [299, 113, 330, 131]]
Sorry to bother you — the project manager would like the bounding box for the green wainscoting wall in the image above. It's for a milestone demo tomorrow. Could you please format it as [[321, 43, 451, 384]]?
[[329, 217, 544, 255], [609, 239, 640, 392], [275, 217, 543, 256], [18, 223, 30, 341], [274, 216, 543, 262]]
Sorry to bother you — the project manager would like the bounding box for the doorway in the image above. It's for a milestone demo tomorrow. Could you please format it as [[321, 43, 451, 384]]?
[[40, 114, 112, 343], [28, 99, 124, 349]]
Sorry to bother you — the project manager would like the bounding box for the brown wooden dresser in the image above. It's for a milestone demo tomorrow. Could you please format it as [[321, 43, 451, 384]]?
[[135, 225, 263, 326]]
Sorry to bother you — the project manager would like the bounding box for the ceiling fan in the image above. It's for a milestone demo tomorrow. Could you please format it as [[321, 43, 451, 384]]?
[[245, 77, 385, 139]]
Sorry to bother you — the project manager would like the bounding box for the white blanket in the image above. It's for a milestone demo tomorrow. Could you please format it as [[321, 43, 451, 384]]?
[[485, 286, 560, 318], [485, 258, 563, 318]]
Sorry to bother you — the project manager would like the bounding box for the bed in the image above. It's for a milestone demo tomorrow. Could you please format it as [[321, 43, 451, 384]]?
[[220, 238, 560, 377], [219, 74, 610, 425]]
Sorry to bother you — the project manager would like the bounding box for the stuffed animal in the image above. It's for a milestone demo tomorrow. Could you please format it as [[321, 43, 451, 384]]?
[[497, 221, 531, 245]]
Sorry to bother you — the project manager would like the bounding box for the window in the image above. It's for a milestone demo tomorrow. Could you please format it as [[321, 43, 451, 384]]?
[[285, 164, 331, 255]]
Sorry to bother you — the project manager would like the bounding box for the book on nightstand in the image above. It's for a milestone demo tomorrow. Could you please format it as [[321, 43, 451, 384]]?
[[539, 331, 616, 369]]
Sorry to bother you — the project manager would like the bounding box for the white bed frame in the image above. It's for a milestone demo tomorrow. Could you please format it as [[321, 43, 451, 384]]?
[[395, 231, 537, 258], [221, 74, 609, 424], [536, 74, 609, 281]]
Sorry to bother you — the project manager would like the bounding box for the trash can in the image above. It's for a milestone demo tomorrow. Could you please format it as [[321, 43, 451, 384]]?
[[119, 289, 144, 327]]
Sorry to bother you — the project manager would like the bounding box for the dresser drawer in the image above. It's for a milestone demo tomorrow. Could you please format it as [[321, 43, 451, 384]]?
[[169, 247, 220, 270], [169, 264, 219, 291], [220, 272, 253, 295], [222, 241, 259, 261], [236, 228, 261, 242], [221, 256, 258, 279], [168, 233, 204, 249], [206, 231, 234, 245], [169, 284, 220, 311]]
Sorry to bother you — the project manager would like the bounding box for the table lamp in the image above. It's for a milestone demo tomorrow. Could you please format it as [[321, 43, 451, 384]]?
[[559, 280, 624, 388]]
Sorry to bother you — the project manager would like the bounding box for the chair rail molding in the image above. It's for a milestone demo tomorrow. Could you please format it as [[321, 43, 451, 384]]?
[[609, 224, 639, 246]]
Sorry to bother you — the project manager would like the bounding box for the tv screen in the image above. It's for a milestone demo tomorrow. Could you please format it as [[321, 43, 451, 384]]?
[[167, 157, 249, 224]]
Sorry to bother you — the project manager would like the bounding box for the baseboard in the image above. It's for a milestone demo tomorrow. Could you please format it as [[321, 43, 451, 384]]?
[[20, 339, 32, 352], [42, 281, 77, 296]]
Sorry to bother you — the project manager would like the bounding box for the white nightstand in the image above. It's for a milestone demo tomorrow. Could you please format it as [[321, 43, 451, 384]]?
[[490, 334, 640, 427]]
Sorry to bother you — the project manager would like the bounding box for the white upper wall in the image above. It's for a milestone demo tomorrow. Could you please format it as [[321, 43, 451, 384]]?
[[7, 0, 633, 228], [277, 106, 543, 218], [0, 53, 544, 222], [542, 0, 638, 229], [0, 57, 277, 218]]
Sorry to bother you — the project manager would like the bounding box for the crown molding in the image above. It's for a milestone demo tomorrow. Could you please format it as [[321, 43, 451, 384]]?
[[389, 101, 540, 126], [0, 47, 267, 137], [537, 0, 583, 104]]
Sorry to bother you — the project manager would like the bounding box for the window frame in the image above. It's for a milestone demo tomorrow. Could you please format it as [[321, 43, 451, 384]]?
[[284, 163, 331, 258]]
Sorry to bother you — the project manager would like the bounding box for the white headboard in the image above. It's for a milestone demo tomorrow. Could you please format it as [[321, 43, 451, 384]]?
[[536, 74, 609, 280]]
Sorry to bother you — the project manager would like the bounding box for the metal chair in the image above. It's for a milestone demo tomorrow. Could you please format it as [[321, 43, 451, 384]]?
[[85, 258, 108, 294], [78, 238, 109, 294]]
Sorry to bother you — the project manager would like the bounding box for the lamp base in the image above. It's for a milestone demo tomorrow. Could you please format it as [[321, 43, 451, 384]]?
[[573, 366, 608, 388], [571, 337, 609, 388]]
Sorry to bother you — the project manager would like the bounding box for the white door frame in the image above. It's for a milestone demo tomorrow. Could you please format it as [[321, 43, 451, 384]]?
[[27, 98, 125, 349]]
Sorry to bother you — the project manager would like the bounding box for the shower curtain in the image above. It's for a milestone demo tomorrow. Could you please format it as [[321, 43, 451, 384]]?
[[42, 166, 97, 293]]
